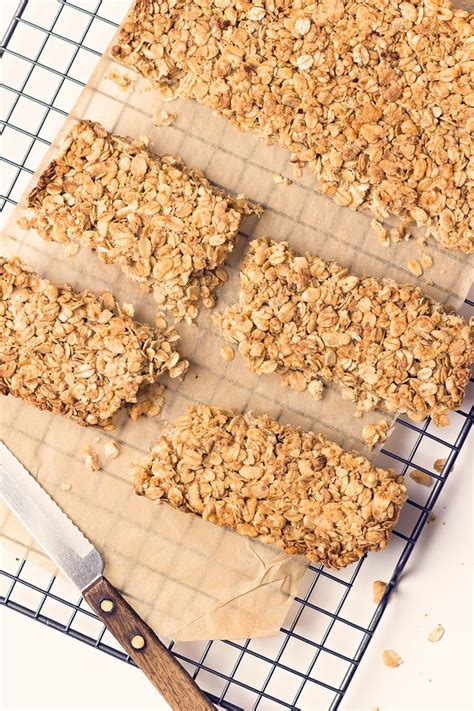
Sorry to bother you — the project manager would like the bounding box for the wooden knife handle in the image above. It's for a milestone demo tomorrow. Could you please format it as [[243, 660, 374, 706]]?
[[83, 576, 214, 711]]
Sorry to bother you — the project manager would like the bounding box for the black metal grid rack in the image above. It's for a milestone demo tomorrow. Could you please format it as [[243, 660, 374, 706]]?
[[1, 2, 473, 709]]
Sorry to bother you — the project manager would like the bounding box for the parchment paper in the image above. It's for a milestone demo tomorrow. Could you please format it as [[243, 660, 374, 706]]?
[[1, 6, 472, 642]]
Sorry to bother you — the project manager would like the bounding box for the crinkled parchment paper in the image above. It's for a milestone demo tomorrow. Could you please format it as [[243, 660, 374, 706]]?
[[1, 7, 472, 641]]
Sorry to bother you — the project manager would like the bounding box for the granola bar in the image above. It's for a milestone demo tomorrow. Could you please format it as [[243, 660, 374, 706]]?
[[26, 120, 258, 323], [219, 238, 473, 426], [133, 405, 407, 568], [0, 256, 188, 428], [111, 0, 473, 254]]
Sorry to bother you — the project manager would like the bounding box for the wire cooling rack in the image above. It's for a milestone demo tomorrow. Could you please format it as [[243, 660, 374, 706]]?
[[1, 2, 473, 709]]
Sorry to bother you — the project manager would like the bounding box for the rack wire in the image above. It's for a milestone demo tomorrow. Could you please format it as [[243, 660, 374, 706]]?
[[1, 2, 473, 709]]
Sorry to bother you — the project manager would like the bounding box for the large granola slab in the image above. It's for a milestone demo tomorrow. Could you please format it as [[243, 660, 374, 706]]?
[[111, 0, 473, 254], [220, 238, 473, 427], [133, 405, 407, 569], [0, 256, 188, 429], [26, 120, 258, 323]]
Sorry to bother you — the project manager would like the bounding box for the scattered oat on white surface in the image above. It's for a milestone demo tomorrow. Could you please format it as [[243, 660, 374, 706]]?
[[429, 624, 445, 642], [410, 469, 433, 487], [383, 649, 402, 668], [373, 580, 387, 604]]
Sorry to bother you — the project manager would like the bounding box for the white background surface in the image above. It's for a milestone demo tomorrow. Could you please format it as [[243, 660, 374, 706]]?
[[0, 1, 473, 710]]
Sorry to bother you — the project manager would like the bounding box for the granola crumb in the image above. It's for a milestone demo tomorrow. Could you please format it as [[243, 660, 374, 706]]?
[[64, 243, 80, 258], [428, 624, 445, 642], [370, 219, 389, 246], [0, 256, 187, 428], [61, 481, 71, 491], [103, 441, 120, 460], [17, 216, 31, 230], [128, 383, 165, 421], [106, 69, 132, 90], [153, 110, 177, 127], [383, 649, 402, 668], [121, 303, 134, 318], [410, 469, 433, 487], [220, 344, 235, 362], [82, 446, 100, 471], [427, 511, 437, 523], [272, 173, 292, 186], [408, 258, 423, 277], [373, 580, 387, 604], [420, 254, 433, 270], [27, 119, 256, 324], [308, 379, 324, 400], [155, 312, 168, 330], [219, 238, 472, 427], [362, 420, 389, 450], [433, 458, 447, 473]]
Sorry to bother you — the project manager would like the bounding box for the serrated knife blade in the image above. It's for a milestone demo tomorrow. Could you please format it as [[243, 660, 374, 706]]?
[[0, 441, 103, 590], [0, 441, 214, 711]]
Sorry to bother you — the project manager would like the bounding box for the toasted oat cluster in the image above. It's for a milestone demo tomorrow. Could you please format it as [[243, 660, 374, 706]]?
[[26, 120, 257, 323], [133, 405, 407, 568], [111, 0, 473, 253], [219, 239, 473, 426], [0, 256, 188, 428]]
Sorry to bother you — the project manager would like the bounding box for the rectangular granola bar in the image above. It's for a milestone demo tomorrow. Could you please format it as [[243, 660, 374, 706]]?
[[26, 120, 258, 323], [111, 0, 473, 254], [0, 256, 188, 428], [220, 238, 473, 426], [133, 405, 407, 568]]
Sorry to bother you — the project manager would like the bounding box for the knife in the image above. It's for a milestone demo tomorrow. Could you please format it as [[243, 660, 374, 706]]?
[[0, 442, 214, 711]]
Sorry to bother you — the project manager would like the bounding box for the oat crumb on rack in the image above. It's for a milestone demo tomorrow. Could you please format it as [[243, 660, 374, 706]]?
[[64, 243, 80, 257], [17, 216, 31, 230], [373, 580, 387, 604], [433, 458, 447, 473], [220, 344, 235, 362], [308, 379, 324, 400], [427, 511, 437, 523], [272, 173, 292, 186], [408, 258, 423, 277], [104, 441, 120, 460], [429, 624, 445, 642], [420, 254, 433, 270], [106, 69, 132, 90], [370, 219, 389, 246], [153, 110, 177, 127], [383, 649, 402, 668], [409, 469, 433, 487], [82, 446, 100, 471]]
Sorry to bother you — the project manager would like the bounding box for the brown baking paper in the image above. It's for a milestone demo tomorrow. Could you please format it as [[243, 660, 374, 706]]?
[[1, 7, 473, 642]]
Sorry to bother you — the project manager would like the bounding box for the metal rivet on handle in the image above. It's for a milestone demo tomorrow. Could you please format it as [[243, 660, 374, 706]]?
[[131, 634, 146, 650], [100, 599, 114, 613]]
